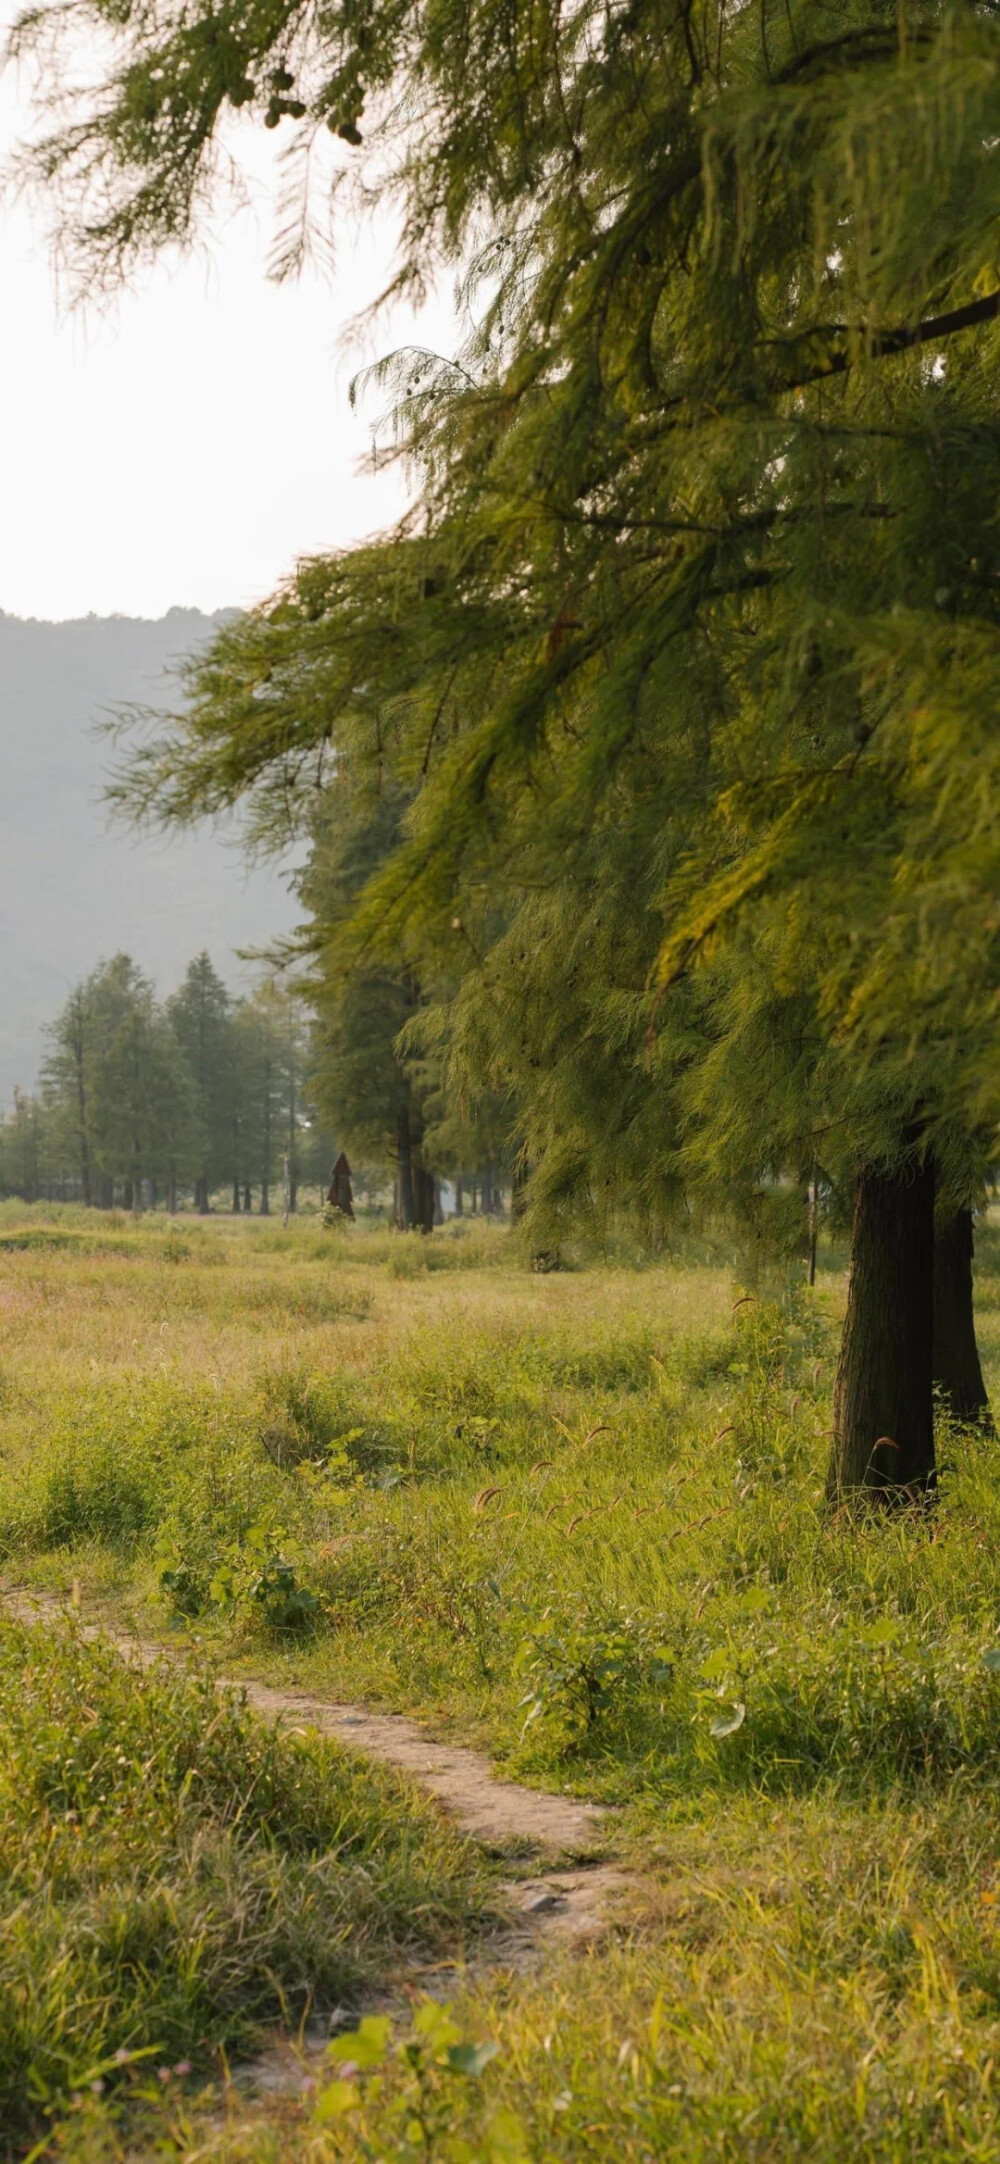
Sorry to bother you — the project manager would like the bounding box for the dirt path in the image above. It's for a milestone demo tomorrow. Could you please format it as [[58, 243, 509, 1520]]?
[[3, 1586, 636, 1955]]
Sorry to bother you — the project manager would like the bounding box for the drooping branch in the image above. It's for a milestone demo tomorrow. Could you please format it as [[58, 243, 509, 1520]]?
[[788, 290, 1000, 393]]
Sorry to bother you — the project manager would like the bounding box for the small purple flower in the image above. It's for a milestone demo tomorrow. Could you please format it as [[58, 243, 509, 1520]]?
[[174, 2060, 192, 2077], [157, 2067, 172, 2084]]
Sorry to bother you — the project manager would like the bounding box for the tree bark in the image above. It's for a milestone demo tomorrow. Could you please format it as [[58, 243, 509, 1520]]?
[[414, 1163, 436, 1233], [72, 1009, 91, 1207], [261, 1059, 272, 1215], [409, 1160, 436, 1233], [397, 1108, 414, 1231], [286, 1044, 297, 1213], [828, 1152, 936, 1501], [933, 1206, 992, 1428], [454, 1177, 464, 1217]]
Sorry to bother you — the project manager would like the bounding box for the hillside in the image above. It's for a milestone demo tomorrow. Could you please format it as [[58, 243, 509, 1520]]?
[[0, 607, 299, 1101]]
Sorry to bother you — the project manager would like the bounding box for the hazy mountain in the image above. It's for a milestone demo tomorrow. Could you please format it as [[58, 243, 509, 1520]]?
[[0, 607, 300, 1103]]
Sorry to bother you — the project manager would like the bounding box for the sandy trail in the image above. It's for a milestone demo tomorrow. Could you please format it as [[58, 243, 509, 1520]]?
[[3, 1586, 637, 1958]]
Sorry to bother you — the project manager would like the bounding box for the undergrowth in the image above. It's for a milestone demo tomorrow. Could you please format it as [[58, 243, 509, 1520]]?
[[4, 1210, 1000, 2158], [0, 1613, 490, 2159]]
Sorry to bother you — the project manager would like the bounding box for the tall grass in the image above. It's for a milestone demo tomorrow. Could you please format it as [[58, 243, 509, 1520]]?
[[0, 1612, 491, 2158], [5, 1208, 1000, 2158]]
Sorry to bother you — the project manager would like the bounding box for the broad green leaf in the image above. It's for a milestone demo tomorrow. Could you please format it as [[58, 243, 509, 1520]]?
[[448, 2039, 500, 2077], [327, 2014, 390, 2068], [859, 1618, 900, 1648], [314, 2079, 359, 2121], [414, 2002, 462, 2049]]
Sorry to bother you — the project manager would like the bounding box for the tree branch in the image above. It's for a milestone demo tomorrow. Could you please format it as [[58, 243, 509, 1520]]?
[[793, 290, 1000, 390]]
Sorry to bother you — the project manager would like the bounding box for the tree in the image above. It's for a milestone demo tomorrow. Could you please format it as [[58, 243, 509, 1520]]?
[[231, 986, 280, 1213], [934, 1206, 993, 1432], [167, 954, 233, 1210], [84, 956, 189, 1207], [23, 1, 1000, 1489], [42, 982, 98, 1205], [302, 781, 440, 1229]]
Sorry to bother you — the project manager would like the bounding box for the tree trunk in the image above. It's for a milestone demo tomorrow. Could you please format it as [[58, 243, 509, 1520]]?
[[397, 1108, 414, 1231], [287, 1049, 297, 1214], [454, 1176, 464, 1217], [232, 1178, 241, 1213], [933, 1207, 992, 1429], [244, 1182, 252, 1214], [412, 1162, 436, 1234], [828, 1153, 936, 1501], [261, 1062, 272, 1216]]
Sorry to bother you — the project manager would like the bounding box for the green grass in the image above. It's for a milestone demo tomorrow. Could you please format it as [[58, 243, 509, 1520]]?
[[0, 1612, 492, 2160], [4, 1207, 1000, 2157]]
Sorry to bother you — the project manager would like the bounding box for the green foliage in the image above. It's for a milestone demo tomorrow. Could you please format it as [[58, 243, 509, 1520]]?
[[203, 1522, 322, 1637], [310, 2000, 524, 2161], [5, 954, 323, 1214], [514, 1609, 671, 1745], [29, 0, 997, 1307]]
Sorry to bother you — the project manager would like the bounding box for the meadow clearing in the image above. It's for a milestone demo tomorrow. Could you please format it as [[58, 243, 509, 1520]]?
[[4, 1203, 1000, 2158]]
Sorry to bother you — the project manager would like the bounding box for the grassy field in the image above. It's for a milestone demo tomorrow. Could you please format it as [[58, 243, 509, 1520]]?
[[5, 1201, 1000, 2158]]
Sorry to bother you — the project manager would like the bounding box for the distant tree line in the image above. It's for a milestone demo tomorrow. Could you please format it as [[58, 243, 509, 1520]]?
[[0, 948, 513, 1221], [0, 953, 328, 1213]]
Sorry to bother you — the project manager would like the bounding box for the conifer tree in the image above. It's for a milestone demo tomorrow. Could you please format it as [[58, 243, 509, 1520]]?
[[79, 956, 188, 1206], [22, 0, 1000, 1489], [42, 980, 99, 1205], [166, 954, 233, 1210], [302, 778, 440, 1228]]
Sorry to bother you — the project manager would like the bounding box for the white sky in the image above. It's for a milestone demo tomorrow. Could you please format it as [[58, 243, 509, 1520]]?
[[0, 19, 456, 621]]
